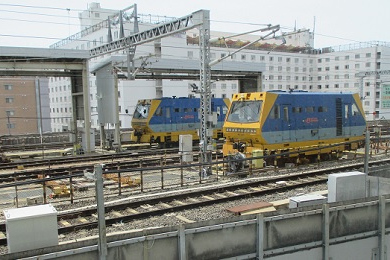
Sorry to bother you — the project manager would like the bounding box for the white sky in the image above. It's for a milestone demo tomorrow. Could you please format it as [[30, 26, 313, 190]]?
[[1, 0, 389, 49]]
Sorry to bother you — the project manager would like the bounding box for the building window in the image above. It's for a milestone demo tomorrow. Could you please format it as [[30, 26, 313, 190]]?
[[269, 75, 274, 80], [345, 55, 349, 60], [366, 62, 371, 67], [345, 74, 349, 79], [286, 76, 291, 80], [269, 66, 274, 71], [251, 55, 256, 61], [318, 68, 322, 72], [5, 97, 14, 103], [241, 54, 246, 61], [325, 76, 330, 80], [335, 66, 339, 70], [325, 58, 330, 62], [188, 51, 193, 59], [260, 56, 265, 61], [278, 66, 282, 71], [366, 53, 371, 58], [345, 65, 349, 69], [335, 84, 339, 88], [4, 84, 12, 90], [6, 110, 14, 116], [269, 56, 274, 62], [286, 58, 291, 62], [221, 84, 227, 89], [355, 54, 360, 59], [294, 58, 299, 63], [325, 67, 330, 71], [335, 56, 340, 61], [278, 57, 282, 62], [295, 67, 299, 72], [278, 75, 283, 80], [231, 83, 237, 89], [355, 64, 360, 69], [344, 83, 349, 88]]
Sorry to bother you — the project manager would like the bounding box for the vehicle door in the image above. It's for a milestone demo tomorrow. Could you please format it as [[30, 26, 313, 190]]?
[[343, 103, 352, 136], [281, 104, 292, 141]]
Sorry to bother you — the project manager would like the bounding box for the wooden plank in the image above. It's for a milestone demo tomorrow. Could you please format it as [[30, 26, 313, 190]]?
[[59, 220, 71, 227], [176, 215, 195, 223], [227, 201, 273, 215], [112, 211, 123, 218], [225, 191, 239, 196], [77, 217, 88, 224], [173, 200, 186, 206], [202, 196, 215, 201], [126, 208, 139, 214], [188, 198, 201, 203], [241, 206, 276, 215], [214, 193, 227, 198], [159, 203, 172, 208]]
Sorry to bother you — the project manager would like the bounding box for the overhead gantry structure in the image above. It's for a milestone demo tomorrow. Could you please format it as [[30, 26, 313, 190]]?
[[90, 10, 214, 168], [0, 46, 92, 152], [90, 8, 280, 174]]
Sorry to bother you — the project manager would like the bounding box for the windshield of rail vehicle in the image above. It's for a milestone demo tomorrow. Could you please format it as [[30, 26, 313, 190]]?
[[227, 100, 262, 123], [133, 104, 150, 119]]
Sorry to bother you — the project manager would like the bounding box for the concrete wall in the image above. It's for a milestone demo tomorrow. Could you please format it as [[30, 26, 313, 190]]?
[[5, 195, 390, 260]]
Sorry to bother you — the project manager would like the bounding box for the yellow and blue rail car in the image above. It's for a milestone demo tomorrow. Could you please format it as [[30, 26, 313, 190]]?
[[223, 91, 366, 167], [131, 96, 230, 147]]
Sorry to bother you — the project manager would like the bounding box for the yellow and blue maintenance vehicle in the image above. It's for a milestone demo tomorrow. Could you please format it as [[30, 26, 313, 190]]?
[[131, 96, 230, 147], [223, 90, 366, 170]]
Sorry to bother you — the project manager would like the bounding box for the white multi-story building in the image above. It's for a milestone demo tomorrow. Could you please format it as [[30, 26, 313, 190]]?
[[48, 3, 390, 132]]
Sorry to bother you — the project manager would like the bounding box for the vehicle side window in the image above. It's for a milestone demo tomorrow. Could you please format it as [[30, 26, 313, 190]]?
[[305, 106, 314, 113], [269, 105, 280, 119], [283, 106, 289, 121], [318, 106, 327, 112], [166, 108, 170, 118], [345, 105, 349, 119], [351, 104, 360, 116], [155, 107, 162, 116]]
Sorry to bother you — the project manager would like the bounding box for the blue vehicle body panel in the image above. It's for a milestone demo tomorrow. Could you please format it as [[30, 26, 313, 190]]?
[[261, 92, 366, 144]]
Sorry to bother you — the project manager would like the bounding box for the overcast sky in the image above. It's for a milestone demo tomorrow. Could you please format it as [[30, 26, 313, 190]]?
[[1, 0, 389, 49]]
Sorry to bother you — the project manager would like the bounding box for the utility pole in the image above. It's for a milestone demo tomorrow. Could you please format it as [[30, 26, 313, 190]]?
[[198, 10, 212, 176]]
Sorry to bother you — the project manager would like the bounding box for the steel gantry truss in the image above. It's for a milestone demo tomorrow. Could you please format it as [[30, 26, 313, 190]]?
[[90, 8, 280, 175], [90, 9, 216, 173]]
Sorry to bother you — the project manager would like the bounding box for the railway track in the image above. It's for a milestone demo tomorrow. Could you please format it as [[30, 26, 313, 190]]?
[[1, 157, 386, 246]]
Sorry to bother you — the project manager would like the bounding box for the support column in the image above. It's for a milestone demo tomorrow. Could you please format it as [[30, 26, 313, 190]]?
[[379, 196, 386, 260], [178, 225, 186, 260], [257, 214, 264, 260], [113, 71, 121, 152], [82, 61, 91, 153], [322, 204, 330, 260]]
